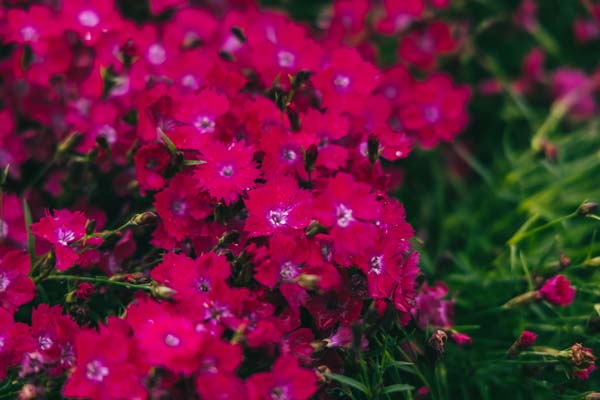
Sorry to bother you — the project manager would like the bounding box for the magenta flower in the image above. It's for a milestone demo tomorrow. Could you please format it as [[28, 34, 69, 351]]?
[[0, 251, 34, 314], [30, 210, 89, 271], [539, 274, 576, 306]]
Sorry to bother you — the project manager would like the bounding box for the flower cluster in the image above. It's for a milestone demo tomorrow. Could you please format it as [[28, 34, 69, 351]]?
[[0, 0, 471, 398]]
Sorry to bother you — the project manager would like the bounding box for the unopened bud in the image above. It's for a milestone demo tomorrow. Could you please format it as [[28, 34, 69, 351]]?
[[85, 219, 97, 235], [291, 70, 312, 89], [231, 26, 246, 43], [130, 211, 158, 226], [0, 165, 9, 186], [58, 132, 83, 155], [304, 144, 318, 174], [507, 330, 537, 358], [316, 365, 332, 383], [428, 329, 448, 355], [18, 383, 40, 400], [306, 220, 327, 238], [568, 343, 597, 368], [151, 285, 177, 300], [578, 202, 598, 217], [559, 253, 571, 269], [502, 290, 542, 308], [297, 274, 320, 290], [584, 257, 600, 267], [367, 133, 380, 166]]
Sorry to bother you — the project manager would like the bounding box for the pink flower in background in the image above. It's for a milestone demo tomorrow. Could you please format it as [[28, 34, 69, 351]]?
[[539, 275, 575, 306]]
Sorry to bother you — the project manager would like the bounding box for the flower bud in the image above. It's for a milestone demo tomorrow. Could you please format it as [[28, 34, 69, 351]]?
[[507, 330, 537, 358], [428, 329, 448, 355], [130, 211, 159, 227], [367, 133, 380, 166], [151, 285, 177, 300], [584, 257, 600, 267], [304, 144, 318, 174], [577, 202, 598, 217]]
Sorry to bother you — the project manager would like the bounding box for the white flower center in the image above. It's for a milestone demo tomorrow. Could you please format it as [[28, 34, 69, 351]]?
[[78, 10, 100, 28], [39, 335, 54, 350], [20, 25, 39, 41], [0, 273, 9, 293], [282, 148, 297, 162], [0, 219, 8, 239], [336, 203, 354, 227], [268, 209, 289, 227], [97, 124, 117, 144], [164, 334, 181, 347], [181, 74, 200, 90], [277, 50, 296, 68], [280, 261, 299, 281], [271, 386, 290, 400], [369, 255, 384, 275], [219, 164, 235, 177], [333, 74, 351, 91], [86, 359, 109, 382], [147, 44, 167, 65], [193, 116, 216, 134], [56, 227, 75, 246], [0, 336, 5, 351]]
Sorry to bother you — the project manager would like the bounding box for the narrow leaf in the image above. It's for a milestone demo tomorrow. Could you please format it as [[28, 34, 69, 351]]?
[[324, 373, 369, 394], [22, 198, 35, 267], [159, 129, 177, 155], [382, 384, 414, 394]]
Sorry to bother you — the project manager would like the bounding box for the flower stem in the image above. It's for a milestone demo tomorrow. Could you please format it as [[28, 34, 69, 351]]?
[[43, 275, 153, 292]]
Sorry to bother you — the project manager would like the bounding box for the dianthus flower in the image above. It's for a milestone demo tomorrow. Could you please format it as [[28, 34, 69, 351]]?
[[0, 308, 34, 381], [244, 177, 313, 237], [246, 354, 318, 400], [194, 139, 259, 204], [539, 274, 576, 307], [0, 250, 34, 313], [30, 209, 95, 271], [399, 74, 470, 148], [62, 318, 146, 400]]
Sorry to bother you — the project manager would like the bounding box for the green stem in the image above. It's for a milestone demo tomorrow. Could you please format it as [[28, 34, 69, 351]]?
[[43, 275, 153, 292], [507, 212, 577, 245]]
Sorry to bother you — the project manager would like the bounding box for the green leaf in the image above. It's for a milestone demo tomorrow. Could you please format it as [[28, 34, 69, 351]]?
[[159, 129, 177, 155], [0, 165, 9, 186], [183, 160, 207, 166], [22, 198, 36, 267], [382, 384, 414, 394], [324, 372, 369, 394]]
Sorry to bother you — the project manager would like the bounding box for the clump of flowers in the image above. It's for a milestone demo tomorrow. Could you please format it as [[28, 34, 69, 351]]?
[[0, 0, 472, 398]]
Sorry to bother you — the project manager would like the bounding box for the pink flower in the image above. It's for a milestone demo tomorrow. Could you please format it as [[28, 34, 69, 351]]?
[[399, 74, 470, 148], [29, 304, 79, 371], [246, 354, 318, 400], [539, 274, 575, 306], [0, 308, 34, 380], [135, 311, 205, 375], [398, 21, 457, 70], [0, 250, 34, 313], [244, 177, 313, 237], [194, 140, 259, 204], [172, 89, 230, 150], [313, 173, 382, 265], [31, 210, 89, 271], [62, 319, 146, 400], [134, 143, 172, 193], [413, 282, 454, 329], [450, 332, 472, 346], [375, 0, 424, 35], [517, 330, 537, 348], [313, 48, 380, 113], [154, 173, 213, 240]]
